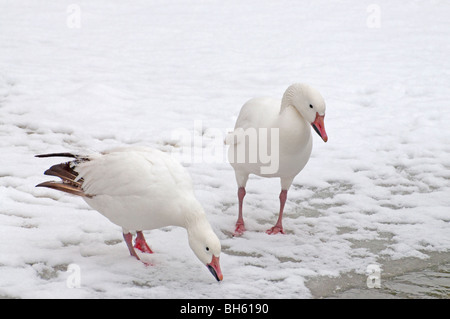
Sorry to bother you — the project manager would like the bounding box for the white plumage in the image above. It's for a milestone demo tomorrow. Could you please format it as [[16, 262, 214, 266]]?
[[226, 83, 328, 235], [78, 147, 195, 231], [36, 146, 223, 281]]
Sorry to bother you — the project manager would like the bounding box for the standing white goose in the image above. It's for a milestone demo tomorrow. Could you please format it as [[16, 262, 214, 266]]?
[[226, 83, 328, 235], [36, 146, 223, 281]]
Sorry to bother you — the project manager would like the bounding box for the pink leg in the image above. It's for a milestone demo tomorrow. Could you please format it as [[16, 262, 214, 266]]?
[[134, 231, 154, 254], [234, 187, 246, 236], [266, 190, 287, 235], [123, 232, 140, 260]]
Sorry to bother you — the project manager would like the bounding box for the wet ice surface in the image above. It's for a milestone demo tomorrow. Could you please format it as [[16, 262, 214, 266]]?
[[1, 1, 449, 298], [306, 252, 450, 299]]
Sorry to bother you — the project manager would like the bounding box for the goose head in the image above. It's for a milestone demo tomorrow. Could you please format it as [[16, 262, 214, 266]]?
[[187, 218, 223, 281], [282, 83, 328, 142]]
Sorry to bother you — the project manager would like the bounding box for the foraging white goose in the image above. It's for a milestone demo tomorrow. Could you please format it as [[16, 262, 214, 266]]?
[[36, 146, 223, 281], [226, 83, 328, 235]]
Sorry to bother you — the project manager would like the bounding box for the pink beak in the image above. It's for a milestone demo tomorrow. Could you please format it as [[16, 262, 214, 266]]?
[[312, 113, 328, 142], [207, 255, 223, 282]]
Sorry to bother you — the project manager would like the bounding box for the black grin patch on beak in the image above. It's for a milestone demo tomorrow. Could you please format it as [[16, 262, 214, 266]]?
[[312, 124, 322, 138], [207, 265, 220, 282]]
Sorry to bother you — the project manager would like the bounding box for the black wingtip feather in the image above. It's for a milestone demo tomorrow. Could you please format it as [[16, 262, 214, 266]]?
[[35, 153, 78, 159], [36, 181, 90, 198]]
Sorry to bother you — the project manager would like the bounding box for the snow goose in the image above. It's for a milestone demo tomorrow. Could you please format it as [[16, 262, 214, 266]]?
[[36, 147, 223, 281], [226, 83, 328, 235]]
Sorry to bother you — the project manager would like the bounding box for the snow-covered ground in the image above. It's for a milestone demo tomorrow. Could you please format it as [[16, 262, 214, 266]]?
[[1, 0, 449, 298]]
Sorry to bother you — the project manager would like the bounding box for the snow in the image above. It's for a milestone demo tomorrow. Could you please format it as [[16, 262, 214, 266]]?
[[1, 0, 449, 298]]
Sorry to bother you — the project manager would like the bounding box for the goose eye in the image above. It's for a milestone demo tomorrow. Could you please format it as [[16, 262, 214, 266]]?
[[206, 247, 210, 252], [309, 104, 314, 109]]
